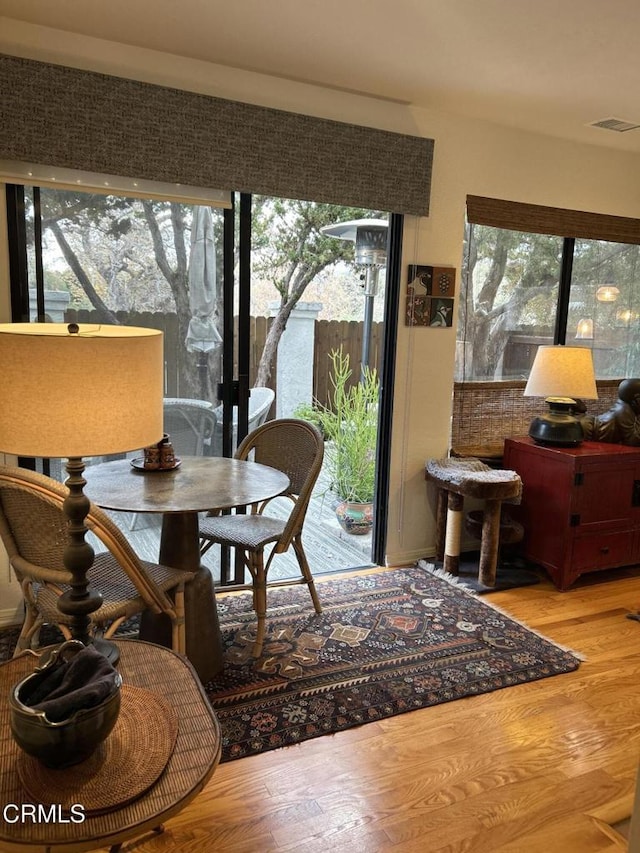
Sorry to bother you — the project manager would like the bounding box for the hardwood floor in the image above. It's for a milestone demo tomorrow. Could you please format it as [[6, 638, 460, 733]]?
[[103, 565, 640, 852]]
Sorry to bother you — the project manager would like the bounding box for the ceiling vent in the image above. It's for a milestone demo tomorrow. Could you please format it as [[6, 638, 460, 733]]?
[[589, 117, 640, 132]]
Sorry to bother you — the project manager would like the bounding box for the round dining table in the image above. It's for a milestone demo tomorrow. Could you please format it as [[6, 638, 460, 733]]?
[[85, 456, 290, 682]]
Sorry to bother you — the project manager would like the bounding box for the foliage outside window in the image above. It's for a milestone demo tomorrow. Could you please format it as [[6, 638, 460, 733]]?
[[18, 186, 387, 400], [296, 348, 379, 504], [457, 219, 640, 382]]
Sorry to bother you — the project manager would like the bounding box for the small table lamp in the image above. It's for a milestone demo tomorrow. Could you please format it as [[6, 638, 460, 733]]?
[[0, 322, 163, 659], [524, 345, 598, 446]]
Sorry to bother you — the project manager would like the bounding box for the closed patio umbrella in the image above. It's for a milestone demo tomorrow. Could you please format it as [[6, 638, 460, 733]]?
[[186, 206, 222, 398]]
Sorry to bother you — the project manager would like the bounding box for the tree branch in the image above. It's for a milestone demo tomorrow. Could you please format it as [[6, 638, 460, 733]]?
[[47, 221, 119, 324]]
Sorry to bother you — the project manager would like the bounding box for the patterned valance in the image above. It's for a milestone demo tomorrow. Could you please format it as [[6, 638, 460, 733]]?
[[0, 54, 434, 215]]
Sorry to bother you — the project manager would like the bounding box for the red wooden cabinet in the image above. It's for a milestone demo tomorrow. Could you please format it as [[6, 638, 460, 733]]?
[[503, 436, 640, 590]]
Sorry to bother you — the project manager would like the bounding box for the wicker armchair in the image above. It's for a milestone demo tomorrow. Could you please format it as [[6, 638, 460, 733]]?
[[199, 418, 323, 656], [0, 465, 193, 657]]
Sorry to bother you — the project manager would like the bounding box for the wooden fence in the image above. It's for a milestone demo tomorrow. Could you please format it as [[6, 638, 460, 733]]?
[[64, 309, 382, 407]]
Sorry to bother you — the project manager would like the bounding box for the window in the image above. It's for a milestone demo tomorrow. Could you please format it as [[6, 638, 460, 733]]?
[[457, 224, 563, 381], [568, 238, 640, 378], [457, 197, 640, 382], [17, 185, 227, 401], [7, 181, 401, 570]]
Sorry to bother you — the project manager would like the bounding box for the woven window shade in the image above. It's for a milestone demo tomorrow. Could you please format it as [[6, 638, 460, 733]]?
[[449, 378, 621, 458], [467, 195, 640, 244], [0, 54, 433, 216]]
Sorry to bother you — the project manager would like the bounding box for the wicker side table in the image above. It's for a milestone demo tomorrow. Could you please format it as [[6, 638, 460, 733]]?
[[0, 640, 221, 853]]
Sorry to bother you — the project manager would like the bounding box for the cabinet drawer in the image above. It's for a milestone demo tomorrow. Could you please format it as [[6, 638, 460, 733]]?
[[571, 531, 633, 572]]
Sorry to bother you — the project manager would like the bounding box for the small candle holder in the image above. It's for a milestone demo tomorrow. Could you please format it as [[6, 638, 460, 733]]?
[[143, 444, 161, 470], [143, 434, 176, 469], [158, 434, 176, 469]]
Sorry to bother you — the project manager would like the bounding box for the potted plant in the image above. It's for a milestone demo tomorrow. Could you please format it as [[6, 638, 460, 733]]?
[[301, 348, 379, 534]]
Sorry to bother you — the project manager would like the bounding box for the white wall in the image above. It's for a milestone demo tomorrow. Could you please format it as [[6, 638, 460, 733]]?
[[2, 19, 640, 575], [388, 111, 640, 564]]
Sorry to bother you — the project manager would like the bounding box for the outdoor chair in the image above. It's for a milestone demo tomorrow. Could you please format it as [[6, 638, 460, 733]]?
[[199, 418, 324, 657], [0, 465, 193, 657], [163, 398, 217, 457], [126, 399, 218, 531], [210, 387, 275, 456]]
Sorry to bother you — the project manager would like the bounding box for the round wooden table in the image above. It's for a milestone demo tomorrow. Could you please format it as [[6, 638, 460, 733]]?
[[0, 640, 221, 852], [85, 456, 290, 682]]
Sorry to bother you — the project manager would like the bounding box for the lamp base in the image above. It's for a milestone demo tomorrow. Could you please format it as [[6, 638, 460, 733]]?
[[57, 457, 119, 666], [92, 638, 120, 665], [528, 397, 585, 447]]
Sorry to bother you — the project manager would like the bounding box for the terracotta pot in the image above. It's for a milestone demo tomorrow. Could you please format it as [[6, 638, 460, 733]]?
[[335, 500, 374, 535]]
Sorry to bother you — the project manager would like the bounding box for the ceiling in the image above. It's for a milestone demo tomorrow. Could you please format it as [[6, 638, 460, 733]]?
[[2, 0, 640, 154]]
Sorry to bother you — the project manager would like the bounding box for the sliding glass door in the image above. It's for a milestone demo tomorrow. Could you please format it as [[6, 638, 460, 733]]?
[[6, 183, 399, 577]]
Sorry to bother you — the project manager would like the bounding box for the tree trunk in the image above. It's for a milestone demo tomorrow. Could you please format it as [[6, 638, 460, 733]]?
[[255, 300, 290, 388]]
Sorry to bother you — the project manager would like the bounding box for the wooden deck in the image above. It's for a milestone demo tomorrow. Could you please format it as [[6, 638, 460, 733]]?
[[106, 462, 375, 583]]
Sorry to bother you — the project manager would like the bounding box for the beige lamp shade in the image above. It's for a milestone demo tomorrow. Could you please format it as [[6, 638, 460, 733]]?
[[524, 345, 598, 400], [0, 323, 164, 458]]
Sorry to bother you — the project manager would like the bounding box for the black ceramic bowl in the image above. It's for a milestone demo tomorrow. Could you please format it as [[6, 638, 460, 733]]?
[[9, 640, 122, 769]]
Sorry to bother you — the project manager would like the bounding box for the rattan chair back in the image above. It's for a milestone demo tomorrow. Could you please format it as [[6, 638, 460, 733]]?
[[235, 418, 324, 553], [0, 465, 191, 655], [199, 418, 324, 656]]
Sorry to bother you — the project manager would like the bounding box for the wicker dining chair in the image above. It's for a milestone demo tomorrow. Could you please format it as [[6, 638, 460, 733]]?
[[199, 418, 324, 657], [0, 465, 193, 657]]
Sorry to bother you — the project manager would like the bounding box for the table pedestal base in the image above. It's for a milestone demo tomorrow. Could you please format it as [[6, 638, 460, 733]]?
[[140, 512, 224, 683], [140, 567, 223, 683]]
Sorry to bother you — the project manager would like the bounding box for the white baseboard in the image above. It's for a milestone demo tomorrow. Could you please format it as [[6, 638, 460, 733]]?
[[0, 606, 23, 629], [385, 546, 436, 567]]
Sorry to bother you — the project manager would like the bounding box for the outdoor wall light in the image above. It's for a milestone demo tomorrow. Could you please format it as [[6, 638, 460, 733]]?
[[575, 318, 594, 339], [596, 284, 620, 302], [617, 308, 635, 323]]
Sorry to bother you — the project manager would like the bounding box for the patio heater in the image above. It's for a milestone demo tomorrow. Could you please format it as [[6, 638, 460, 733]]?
[[321, 219, 388, 382]]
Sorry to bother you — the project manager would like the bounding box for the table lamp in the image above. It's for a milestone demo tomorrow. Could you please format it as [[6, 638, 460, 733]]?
[[524, 345, 598, 446], [0, 322, 163, 660]]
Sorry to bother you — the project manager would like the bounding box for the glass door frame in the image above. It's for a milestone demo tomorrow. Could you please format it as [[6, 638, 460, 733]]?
[[372, 213, 403, 566], [218, 192, 252, 584], [5, 185, 400, 572]]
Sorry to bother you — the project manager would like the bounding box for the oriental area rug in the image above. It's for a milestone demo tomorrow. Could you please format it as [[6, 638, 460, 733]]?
[[206, 564, 580, 761], [0, 565, 581, 763]]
